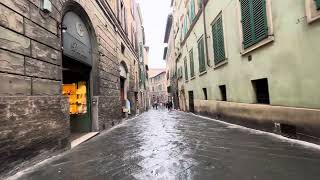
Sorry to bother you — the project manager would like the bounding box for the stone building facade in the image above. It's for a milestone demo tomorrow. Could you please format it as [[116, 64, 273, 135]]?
[[166, 0, 320, 144], [0, 0, 143, 176], [149, 71, 168, 105], [135, 3, 150, 112], [164, 13, 179, 109]]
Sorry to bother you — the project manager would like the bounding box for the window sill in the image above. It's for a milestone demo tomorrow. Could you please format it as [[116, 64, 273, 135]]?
[[241, 36, 274, 56], [307, 15, 320, 23], [213, 60, 228, 70], [185, 80, 189, 83], [306, 0, 320, 24], [190, 76, 196, 80], [199, 70, 207, 77]]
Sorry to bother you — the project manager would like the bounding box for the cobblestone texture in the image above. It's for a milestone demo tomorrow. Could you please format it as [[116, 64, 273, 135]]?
[[10, 110, 320, 180]]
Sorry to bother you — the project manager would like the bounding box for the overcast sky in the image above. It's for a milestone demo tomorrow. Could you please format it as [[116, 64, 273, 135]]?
[[138, 0, 171, 69]]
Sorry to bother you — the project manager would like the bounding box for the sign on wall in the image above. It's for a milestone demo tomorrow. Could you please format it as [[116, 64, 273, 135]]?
[[63, 12, 92, 66]]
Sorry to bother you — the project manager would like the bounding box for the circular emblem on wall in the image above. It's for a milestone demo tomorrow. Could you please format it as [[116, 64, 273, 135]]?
[[76, 22, 85, 37]]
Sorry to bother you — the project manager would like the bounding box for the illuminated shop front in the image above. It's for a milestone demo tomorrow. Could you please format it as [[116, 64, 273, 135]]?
[[62, 11, 93, 133]]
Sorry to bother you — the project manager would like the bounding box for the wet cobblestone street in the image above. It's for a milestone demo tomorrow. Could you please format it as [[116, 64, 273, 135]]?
[[10, 110, 320, 180]]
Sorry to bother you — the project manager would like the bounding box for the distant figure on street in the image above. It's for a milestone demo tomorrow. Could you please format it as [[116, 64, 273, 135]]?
[[168, 101, 173, 111], [153, 101, 158, 110]]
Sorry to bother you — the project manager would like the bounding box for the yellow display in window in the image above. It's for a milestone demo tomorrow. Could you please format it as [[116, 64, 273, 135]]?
[[77, 81, 87, 114], [62, 83, 77, 96], [63, 81, 88, 115]]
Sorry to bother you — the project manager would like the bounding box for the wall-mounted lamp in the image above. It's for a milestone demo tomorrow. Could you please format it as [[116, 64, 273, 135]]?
[[59, 24, 67, 48], [59, 24, 67, 33]]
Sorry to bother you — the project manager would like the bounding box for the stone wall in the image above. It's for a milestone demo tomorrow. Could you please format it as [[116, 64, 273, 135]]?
[[194, 100, 320, 145], [0, 0, 67, 176], [98, 96, 122, 130], [0, 96, 69, 176], [0, 0, 140, 177], [0, 0, 62, 97]]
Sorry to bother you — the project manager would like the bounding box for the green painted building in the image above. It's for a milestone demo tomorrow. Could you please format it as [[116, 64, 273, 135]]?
[[170, 0, 320, 143]]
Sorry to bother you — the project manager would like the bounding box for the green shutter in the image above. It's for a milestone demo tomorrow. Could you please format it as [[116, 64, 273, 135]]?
[[198, 37, 206, 72], [212, 16, 226, 65], [184, 58, 188, 81], [315, 0, 320, 10], [189, 49, 195, 77], [184, 18, 188, 36], [190, 0, 195, 20], [240, 0, 268, 49], [198, 0, 203, 10]]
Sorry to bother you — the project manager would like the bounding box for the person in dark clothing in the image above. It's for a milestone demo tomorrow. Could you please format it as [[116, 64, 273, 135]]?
[[168, 101, 173, 111]]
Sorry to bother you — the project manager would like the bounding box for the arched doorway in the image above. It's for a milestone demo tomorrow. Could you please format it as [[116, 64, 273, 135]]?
[[62, 11, 93, 133], [120, 62, 129, 115]]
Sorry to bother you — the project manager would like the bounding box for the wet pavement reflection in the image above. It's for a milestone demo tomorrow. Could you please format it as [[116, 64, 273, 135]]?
[[11, 110, 320, 180]]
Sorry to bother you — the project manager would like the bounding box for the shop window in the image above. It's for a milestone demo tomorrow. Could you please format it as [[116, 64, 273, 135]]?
[[252, 78, 270, 104], [219, 85, 227, 101], [63, 82, 88, 115]]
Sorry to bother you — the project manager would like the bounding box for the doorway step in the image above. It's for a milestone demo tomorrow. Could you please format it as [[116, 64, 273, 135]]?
[[70, 132, 99, 149]]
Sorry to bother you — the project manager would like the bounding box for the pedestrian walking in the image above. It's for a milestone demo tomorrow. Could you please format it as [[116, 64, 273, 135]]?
[[168, 101, 173, 111]]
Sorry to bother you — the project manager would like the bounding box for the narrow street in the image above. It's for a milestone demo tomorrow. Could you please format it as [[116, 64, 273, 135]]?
[[11, 110, 320, 180]]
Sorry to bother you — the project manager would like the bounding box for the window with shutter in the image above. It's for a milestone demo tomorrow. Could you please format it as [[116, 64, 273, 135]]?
[[212, 15, 226, 65], [198, 37, 206, 72], [189, 49, 195, 78], [240, 0, 268, 49], [315, 0, 320, 10], [184, 58, 188, 81], [190, 0, 196, 21], [124, 8, 128, 34], [184, 17, 189, 37], [198, 0, 203, 10]]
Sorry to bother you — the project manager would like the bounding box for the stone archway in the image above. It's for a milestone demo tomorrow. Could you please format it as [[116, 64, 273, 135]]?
[[61, 1, 99, 134], [62, 1, 99, 95]]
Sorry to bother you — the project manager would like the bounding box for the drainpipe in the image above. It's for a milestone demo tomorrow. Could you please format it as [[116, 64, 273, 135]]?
[[202, 0, 210, 67]]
